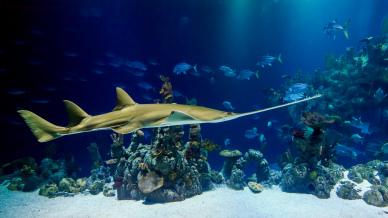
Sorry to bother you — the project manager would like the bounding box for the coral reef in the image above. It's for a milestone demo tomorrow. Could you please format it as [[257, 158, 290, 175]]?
[[110, 133, 126, 160], [336, 181, 361, 200], [247, 181, 264, 193], [159, 75, 173, 103], [58, 177, 87, 193], [4, 157, 44, 192], [270, 36, 388, 167], [347, 160, 386, 185], [280, 112, 344, 198], [281, 162, 344, 198], [210, 170, 224, 184], [220, 149, 270, 190], [2, 37, 387, 208], [87, 165, 111, 195], [110, 79, 216, 203], [363, 188, 386, 207], [219, 149, 242, 179], [39, 183, 59, 198], [103, 184, 115, 197], [137, 171, 164, 194], [87, 143, 102, 169], [114, 122, 215, 202]]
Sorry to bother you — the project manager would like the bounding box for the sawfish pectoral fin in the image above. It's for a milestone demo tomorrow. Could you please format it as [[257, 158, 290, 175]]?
[[111, 123, 140, 134], [166, 110, 199, 123]]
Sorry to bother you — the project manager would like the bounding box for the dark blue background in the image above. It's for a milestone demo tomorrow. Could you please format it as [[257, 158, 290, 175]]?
[[0, 0, 387, 175]]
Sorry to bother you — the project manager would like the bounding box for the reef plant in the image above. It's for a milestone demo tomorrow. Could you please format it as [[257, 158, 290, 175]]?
[[87, 142, 102, 169], [111, 77, 216, 202], [159, 75, 173, 103], [280, 112, 343, 198]]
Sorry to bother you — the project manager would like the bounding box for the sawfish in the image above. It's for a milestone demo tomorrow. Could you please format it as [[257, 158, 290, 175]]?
[[18, 87, 321, 142]]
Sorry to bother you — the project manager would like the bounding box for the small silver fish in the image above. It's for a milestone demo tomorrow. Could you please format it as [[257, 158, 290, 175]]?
[[222, 101, 235, 111]]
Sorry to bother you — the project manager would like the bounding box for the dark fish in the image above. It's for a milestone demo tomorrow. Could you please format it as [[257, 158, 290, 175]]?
[[201, 66, 213, 74], [148, 59, 159, 66], [7, 88, 27, 95], [359, 36, 374, 44], [137, 81, 154, 91], [245, 127, 259, 139], [173, 62, 197, 75], [64, 52, 80, 58], [31, 98, 50, 104], [284, 83, 308, 102], [219, 66, 236, 77], [141, 94, 154, 101], [323, 19, 350, 40], [15, 39, 27, 46], [256, 54, 282, 68], [109, 57, 124, 68], [222, 101, 235, 111], [173, 90, 184, 98], [26, 58, 44, 65], [41, 85, 57, 92], [126, 61, 147, 71], [127, 70, 145, 77], [335, 143, 363, 160], [92, 69, 104, 75], [237, 69, 258, 80]]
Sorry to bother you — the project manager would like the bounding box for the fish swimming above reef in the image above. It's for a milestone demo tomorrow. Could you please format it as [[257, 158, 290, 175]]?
[[173, 90, 185, 98], [259, 133, 266, 143], [359, 36, 374, 44], [373, 87, 387, 102], [353, 54, 368, 68], [185, 97, 197, 105], [219, 65, 236, 77], [137, 81, 154, 91], [237, 69, 259, 80], [222, 101, 235, 111], [381, 142, 388, 155], [126, 61, 147, 71], [173, 62, 197, 75], [127, 69, 145, 77], [351, 133, 364, 144], [7, 88, 27, 95], [224, 138, 231, 147], [335, 143, 364, 160], [256, 54, 282, 68], [323, 19, 350, 40], [244, 127, 259, 139], [17, 88, 321, 142], [283, 83, 308, 102], [346, 116, 371, 135], [201, 66, 213, 74]]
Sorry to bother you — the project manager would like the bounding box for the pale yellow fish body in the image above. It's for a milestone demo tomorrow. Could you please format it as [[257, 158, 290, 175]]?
[[18, 87, 321, 142]]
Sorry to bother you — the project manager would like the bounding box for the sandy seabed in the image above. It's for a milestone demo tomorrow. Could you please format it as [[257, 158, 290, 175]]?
[[0, 184, 387, 218]]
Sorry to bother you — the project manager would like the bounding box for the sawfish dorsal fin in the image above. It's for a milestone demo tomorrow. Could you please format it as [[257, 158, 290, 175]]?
[[63, 100, 90, 127], [167, 110, 198, 122], [113, 87, 137, 111]]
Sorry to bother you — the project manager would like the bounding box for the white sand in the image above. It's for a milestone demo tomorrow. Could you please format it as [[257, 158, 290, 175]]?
[[338, 171, 373, 196], [0, 185, 386, 218]]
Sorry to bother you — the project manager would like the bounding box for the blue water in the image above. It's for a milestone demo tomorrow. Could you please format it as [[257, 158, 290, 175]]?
[[0, 0, 387, 176]]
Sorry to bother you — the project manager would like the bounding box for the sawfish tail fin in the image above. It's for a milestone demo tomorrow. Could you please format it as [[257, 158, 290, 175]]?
[[18, 110, 68, 142], [18, 100, 90, 143]]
